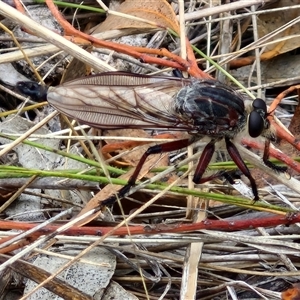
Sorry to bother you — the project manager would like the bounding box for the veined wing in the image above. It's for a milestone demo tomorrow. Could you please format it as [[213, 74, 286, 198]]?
[[47, 72, 193, 130]]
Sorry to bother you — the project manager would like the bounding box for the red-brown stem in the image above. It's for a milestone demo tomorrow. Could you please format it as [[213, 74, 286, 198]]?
[[45, 0, 211, 78], [242, 137, 300, 173], [269, 84, 300, 112], [0, 212, 296, 241]]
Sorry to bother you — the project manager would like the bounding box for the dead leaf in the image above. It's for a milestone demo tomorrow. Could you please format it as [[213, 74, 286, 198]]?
[[231, 53, 300, 86], [282, 283, 300, 300], [76, 151, 165, 225], [91, 0, 179, 34], [257, 0, 300, 56], [231, 0, 300, 68]]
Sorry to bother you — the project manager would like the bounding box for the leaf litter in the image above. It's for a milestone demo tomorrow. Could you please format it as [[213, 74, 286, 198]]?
[[0, 1, 300, 299]]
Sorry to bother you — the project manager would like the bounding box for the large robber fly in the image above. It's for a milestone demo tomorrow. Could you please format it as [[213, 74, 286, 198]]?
[[16, 72, 287, 203]]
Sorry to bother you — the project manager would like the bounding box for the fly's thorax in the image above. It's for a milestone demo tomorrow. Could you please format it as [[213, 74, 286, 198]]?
[[173, 80, 247, 138]]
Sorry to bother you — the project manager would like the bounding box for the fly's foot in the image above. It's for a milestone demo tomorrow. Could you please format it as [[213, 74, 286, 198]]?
[[263, 159, 288, 173], [101, 184, 132, 207]]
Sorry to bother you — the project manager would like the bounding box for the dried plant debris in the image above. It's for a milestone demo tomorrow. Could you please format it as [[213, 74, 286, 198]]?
[[0, 1, 300, 299]]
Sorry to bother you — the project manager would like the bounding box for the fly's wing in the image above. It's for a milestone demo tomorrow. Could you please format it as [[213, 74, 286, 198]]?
[[47, 72, 192, 130]]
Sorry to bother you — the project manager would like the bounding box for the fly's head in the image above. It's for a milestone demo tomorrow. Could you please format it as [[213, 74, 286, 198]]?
[[245, 98, 275, 141]]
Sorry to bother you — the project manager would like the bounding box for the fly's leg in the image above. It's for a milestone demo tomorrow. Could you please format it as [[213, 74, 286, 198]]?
[[221, 170, 243, 185], [192, 140, 243, 187], [263, 139, 288, 172], [225, 137, 259, 200], [193, 140, 216, 183], [102, 138, 194, 206], [191, 140, 233, 183]]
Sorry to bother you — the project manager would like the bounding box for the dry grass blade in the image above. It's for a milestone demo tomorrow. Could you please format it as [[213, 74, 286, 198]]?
[[0, 1, 114, 72]]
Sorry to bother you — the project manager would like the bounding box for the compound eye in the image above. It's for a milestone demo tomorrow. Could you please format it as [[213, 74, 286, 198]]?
[[248, 111, 264, 138], [252, 98, 267, 116]]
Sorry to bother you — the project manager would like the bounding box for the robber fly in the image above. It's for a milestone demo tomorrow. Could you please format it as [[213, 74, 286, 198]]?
[[16, 72, 287, 203]]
